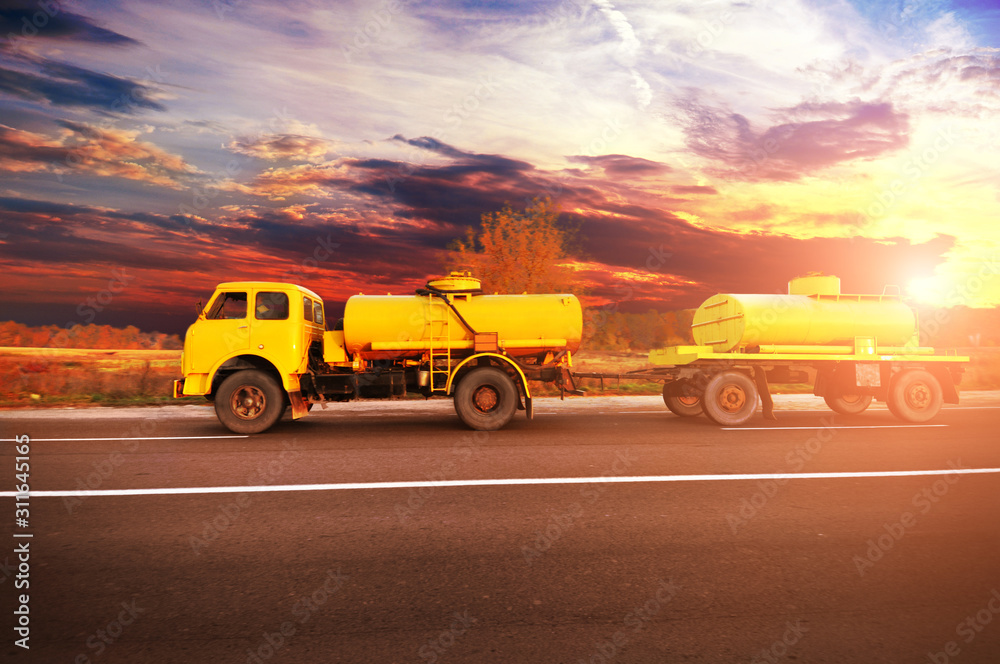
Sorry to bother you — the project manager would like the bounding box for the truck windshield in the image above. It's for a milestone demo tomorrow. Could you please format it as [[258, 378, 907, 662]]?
[[207, 292, 247, 319]]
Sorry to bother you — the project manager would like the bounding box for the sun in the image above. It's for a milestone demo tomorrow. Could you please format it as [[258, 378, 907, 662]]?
[[905, 275, 948, 307]]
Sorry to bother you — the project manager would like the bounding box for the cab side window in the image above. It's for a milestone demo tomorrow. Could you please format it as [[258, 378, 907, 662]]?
[[207, 292, 247, 319], [255, 292, 289, 320], [303, 296, 315, 323], [313, 301, 324, 326]]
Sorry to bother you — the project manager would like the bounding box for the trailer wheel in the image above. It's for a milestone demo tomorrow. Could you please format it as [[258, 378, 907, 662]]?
[[662, 384, 703, 417], [887, 369, 943, 423], [702, 371, 758, 426], [823, 392, 873, 415], [215, 370, 285, 434], [454, 367, 517, 431]]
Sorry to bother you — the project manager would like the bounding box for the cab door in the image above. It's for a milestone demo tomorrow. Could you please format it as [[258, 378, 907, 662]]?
[[185, 289, 251, 375], [248, 288, 300, 374]]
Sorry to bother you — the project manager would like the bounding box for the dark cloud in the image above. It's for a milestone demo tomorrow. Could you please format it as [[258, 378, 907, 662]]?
[[569, 154, 671, 176], [351, 160, 541, 230], [391, 134, 534, 175], [0, 194, 87, 215], [0, 198, 209, 272], [239, 136, 543, 229], [0, 57, 164, 112], [392, 134, 469, 160], [0, 1, 139, 46], [681, 99, 910, 181]]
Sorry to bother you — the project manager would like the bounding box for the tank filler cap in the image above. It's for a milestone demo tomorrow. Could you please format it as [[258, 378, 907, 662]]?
[[426, 271, 483, 293]]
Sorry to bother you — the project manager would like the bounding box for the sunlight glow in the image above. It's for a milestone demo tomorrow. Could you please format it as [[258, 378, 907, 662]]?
[[906, 275, 948, 306]]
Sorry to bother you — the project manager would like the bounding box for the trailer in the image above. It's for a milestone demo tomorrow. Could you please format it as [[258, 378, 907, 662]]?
[[173, 273, 582, 434], [620, 275, 969, 426]]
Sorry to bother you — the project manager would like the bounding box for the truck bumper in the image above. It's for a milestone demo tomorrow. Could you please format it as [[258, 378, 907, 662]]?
[[172, 379, 185, 398]]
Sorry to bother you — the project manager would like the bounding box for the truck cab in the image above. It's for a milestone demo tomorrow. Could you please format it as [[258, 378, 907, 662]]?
[[175, 282, 325, 429]]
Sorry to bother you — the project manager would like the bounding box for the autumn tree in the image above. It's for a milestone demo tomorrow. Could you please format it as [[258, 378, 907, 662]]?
[[447, 197, 578, 294]]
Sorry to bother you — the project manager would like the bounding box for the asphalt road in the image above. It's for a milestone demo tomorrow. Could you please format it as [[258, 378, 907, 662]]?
[[2, 395, 1000, 664]]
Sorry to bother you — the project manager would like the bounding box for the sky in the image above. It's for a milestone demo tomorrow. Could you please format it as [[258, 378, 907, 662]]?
[[1, 0, 999, 335]]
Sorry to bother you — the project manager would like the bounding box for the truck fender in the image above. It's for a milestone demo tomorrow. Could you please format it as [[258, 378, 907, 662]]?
[[208, 352, 299, 395], [924, 364, 960, 404], [446, 353, 531, 401]]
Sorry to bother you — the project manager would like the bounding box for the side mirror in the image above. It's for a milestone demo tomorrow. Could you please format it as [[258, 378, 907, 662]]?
[[195, 300, 204, 317]]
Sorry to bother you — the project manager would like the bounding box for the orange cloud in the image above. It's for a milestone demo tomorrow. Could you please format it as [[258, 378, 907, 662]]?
[[57, 122, 198, 187], [0, 124, 68, 173], [226, 133, 332, 163], [227, 161, 355, 201], [0, 122, 198, 187]]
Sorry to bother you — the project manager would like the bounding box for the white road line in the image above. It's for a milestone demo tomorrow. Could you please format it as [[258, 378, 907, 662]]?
[[0, 436, 249, 442], [722, 425, 948, 431], [942, 406, 1000, 410], [4, 467, 998, 498]]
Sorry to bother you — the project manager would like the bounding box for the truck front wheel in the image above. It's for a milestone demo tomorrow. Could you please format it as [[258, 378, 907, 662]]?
[[702, 371, 758, 426], [215, 370, 285, 434], [454, 367, 518, 431], [887, 369, 943, 423]]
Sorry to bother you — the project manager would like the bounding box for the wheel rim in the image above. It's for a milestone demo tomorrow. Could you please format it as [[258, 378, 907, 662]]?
[[904, 381, 931, 410], [842, 394, 863, 404], [678, 396, 700, 406], [472, 385, 500, 413], [717, 385, 746, 413], [231, 385, 266, 420]]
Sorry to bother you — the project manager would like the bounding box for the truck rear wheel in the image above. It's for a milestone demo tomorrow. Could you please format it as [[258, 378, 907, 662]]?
[[887, 369, 943, 423], [215, 369, 285, 434], [662, 384, 703, 417], [454, 367, 517, 431], [702, 371, 758, 426], [823, 392, 873, 415]]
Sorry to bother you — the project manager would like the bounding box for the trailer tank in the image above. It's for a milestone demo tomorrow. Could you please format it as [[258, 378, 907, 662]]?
[[691, 275, 917, 352]]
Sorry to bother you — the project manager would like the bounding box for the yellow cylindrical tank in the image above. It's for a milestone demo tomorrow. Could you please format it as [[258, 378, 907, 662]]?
[[691, 276, 916, 351], [343, 292, 582, 359]]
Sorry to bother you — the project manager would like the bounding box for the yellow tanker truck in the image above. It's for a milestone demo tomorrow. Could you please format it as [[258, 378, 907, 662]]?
[[643, 275, 969, 426], [173, 273, 582, 434]]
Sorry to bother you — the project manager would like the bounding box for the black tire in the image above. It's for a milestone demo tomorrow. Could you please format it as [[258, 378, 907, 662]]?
[[823, 392, 873, 415], [702, 371, 758, 426], [662, 384, 703, 417], [887, 369, 943, 423], [454, 367, 518, 431], [214, 370, 285, 434]]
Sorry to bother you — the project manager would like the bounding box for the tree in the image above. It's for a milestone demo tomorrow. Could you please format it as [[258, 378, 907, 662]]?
[[447, 197, 577, 294]]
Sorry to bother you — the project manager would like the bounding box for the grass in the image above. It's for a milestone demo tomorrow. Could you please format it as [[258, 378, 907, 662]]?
[[2, 346, 996, 409], [961, 347, 1000, 390], [0, 347, 189, 408]]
